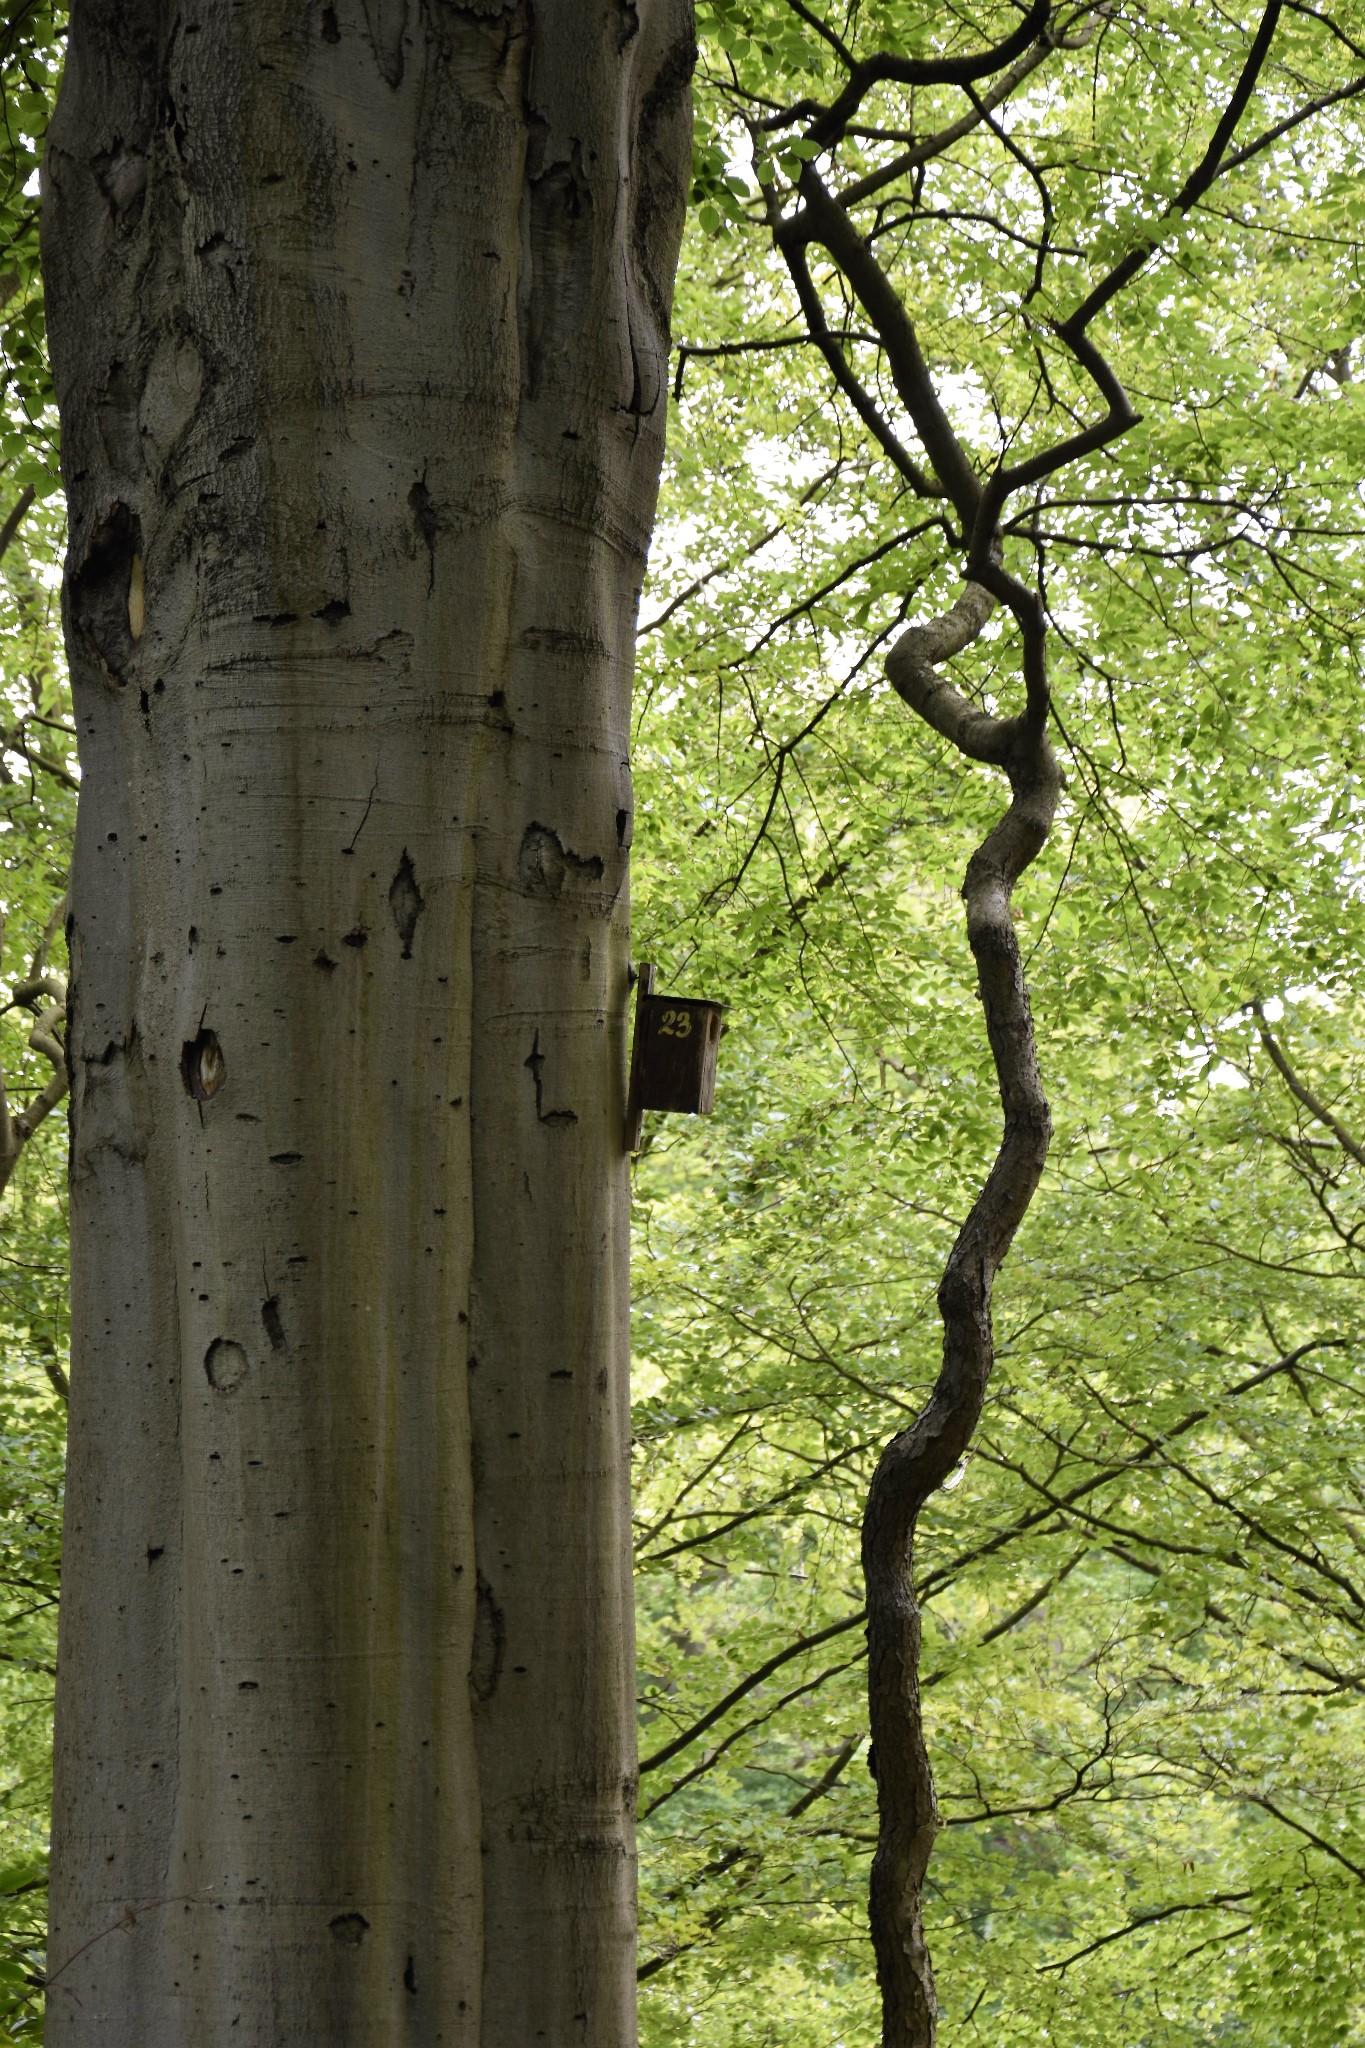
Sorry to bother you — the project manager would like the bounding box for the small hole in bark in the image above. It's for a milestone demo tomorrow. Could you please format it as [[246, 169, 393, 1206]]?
[[342, 928, 368, 948], [204, 1338, 248, 1393], [181, 1028, 225, 1100], [322, 4, 341, 39], [404, 1956, 417, 1995], [261, 1297, 285, 1351], [329, 1913, 369, 1947]]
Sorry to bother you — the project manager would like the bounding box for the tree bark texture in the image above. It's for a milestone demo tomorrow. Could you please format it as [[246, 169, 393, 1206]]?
[[42, 5, 692, 2043]]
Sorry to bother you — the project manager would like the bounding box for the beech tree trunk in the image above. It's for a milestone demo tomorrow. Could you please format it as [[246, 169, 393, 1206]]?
[[41, 5, 691, 2042]]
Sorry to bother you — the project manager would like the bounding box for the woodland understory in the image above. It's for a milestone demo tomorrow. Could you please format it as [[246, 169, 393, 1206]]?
[[5, 1, 1365, 2043]]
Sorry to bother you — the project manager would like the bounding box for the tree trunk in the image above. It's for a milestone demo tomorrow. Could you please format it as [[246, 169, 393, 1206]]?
[[41, 5, 692, 2042]]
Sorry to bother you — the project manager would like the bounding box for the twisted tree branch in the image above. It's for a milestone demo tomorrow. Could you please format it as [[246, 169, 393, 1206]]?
[[863, 582, 1061, 2047]]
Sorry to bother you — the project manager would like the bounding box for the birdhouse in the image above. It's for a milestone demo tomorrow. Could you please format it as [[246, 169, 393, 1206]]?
[[625, 963, 724, 1153]]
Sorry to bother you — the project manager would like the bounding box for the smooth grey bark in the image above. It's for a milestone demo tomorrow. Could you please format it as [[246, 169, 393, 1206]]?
[[42, 4, 692, 2042]]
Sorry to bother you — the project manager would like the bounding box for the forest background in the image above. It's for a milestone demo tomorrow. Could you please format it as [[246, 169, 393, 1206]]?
[[4, 1, 1365, 2042]]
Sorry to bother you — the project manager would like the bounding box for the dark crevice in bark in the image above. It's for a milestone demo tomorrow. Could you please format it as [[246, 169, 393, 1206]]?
[[523, 1030, 578, 1127], [328, 1912, 370, 1947], [408, 476, 440, 590], [519, 138, 595, 401], [388, 850, 425, 958], [361, 0, 410, 87], [68, 503, 143, 678], [517, 822, 605, 896], [469, 1573, 506, 1703], [261, 1297, 286, 1352], [631, 26, 698, 339]]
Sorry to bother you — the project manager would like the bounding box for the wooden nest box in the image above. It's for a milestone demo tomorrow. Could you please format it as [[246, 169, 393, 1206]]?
[[625, 963, 724, 1153]]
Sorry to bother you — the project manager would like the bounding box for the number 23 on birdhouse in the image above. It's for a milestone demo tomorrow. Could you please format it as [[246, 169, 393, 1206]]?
[[625, 963, 724, 1153]]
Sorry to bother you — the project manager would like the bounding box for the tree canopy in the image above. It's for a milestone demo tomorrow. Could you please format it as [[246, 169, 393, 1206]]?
[[4, 1, 1365, 2042]]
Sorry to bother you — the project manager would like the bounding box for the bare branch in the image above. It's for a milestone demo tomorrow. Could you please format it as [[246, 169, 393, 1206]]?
[[788, 170, 982, 524], [1252, 1002, 1365, 1168], [641, 1652, 863, 1816], [0, 482, 34, 568], [1038, 1892, 1254, 1975], [638, 1608, 867, 1776], [779, 229, 939, 492], [763, 0, 1055, 146], [834, 29, 1071, 210], [1061, 0, 1285, 337]]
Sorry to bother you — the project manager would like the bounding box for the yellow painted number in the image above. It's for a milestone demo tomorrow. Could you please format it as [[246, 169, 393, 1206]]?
[[658, 1007, 692, 1039]]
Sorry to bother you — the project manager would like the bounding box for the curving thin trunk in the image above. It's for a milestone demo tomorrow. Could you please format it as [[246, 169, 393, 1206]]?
[[863, 579, 1061, 2047], [734, 4, 1286, 2038]]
